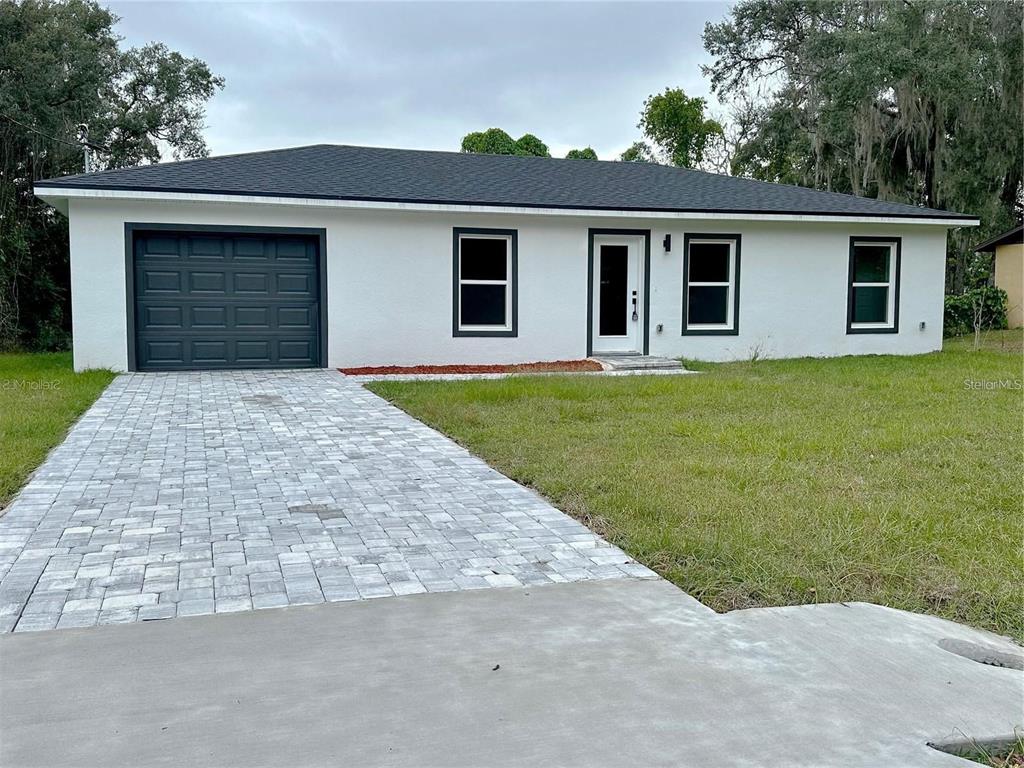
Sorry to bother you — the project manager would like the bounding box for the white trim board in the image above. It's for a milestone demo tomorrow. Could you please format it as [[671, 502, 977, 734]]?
[[34, 186, 980, 227]]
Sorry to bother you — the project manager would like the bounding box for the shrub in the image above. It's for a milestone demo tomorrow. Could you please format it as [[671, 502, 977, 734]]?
[[944, 286, 1008, 338]]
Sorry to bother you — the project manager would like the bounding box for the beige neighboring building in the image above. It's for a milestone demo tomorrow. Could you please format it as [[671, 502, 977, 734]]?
[[976, 224, 1023, 329]]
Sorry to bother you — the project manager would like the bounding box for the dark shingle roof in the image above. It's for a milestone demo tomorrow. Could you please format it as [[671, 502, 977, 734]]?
[[974, 224, 1023, 251], [37, 144, 974, 221]]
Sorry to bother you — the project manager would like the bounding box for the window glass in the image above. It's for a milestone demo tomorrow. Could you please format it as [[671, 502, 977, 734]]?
[[684, 237, 737, 331], [688, 286, 729, 325], [457, 233, 512, 330], [460, 284, 506, 326], [689, 242, 730, 283], [460, 238, 508, 281], [853, 244, 890, 282], [852, 286, 889, 324], [848, 240, 898, 330], [599, 245, 628, 336]]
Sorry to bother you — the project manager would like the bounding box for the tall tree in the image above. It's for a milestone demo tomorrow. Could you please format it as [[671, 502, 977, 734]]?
[[460, 129, 551, 157], [637, 87, 724, 168], [703, 0, 1023, 290], [619, 141, 654, 163], [460, 128, 517, 155], [0, 0, 223, 349], [565, 147, 598, 160], [513, 133, 550, 157]]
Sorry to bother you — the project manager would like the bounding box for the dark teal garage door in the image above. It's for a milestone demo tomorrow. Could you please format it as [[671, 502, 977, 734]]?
[[133, 230, 322, 371]]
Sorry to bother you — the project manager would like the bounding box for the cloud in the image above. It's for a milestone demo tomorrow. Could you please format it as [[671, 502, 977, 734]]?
[[108, 1, 727, 159]]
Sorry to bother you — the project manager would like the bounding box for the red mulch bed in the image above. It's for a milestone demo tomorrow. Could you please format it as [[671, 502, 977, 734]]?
[[339, 359, 604, 375]]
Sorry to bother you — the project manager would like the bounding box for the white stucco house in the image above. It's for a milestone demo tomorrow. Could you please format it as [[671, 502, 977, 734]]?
[[34, 144, 978, 372]]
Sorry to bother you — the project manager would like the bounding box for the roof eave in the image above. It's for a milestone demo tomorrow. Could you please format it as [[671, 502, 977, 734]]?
[[36, 191, 68, 216], [973, 224, 1024, 252], [33, 184, 981, 227]]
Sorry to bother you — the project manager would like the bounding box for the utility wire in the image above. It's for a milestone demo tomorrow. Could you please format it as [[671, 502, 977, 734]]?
[[0, 112, 109, 152]]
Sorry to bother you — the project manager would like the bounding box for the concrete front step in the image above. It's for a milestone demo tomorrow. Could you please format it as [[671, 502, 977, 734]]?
[[589, 354, 685, 371]]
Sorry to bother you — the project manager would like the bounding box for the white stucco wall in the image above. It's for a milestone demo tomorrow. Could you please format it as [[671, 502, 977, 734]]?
[[647, 221, 947, 361], [64, 197, 949, 371]]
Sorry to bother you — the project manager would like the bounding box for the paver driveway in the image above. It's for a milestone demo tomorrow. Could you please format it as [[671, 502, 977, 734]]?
[[0, 370, 652, 632]]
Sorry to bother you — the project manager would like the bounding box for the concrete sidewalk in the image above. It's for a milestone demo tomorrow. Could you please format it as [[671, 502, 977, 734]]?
[[1, 579, 1020, 768]]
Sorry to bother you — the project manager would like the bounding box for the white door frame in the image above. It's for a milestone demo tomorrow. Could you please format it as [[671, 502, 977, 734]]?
[[589, 232, 647, 354]]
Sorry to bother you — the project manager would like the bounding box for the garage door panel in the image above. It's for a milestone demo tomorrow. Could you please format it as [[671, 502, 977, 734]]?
[[234, 238, 269, 259], [234, 273, 270, 293], [187, 236, 228, 259], [142, 271, 182, 293], [278, 306, 313, 329], [141, 340, 185, 364], [235, 340, 272, 362], [133, 230, 321, 371], [278, 339, 316, 363], [189, 272, 227, 293], [192, 340, 230, 363], [142, 306, 184, 328], [141, 237, 182, 257], [277, 273, 315, 295], [191, 306, 227, 328], [275, 239, 316, 262], [235, 306, 270, 328]]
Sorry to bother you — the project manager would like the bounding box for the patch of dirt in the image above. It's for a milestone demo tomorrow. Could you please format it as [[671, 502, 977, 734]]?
[[561, 493, 617, 540], [922, 580, 962, 609], [933, 737, 1024, 767], [339, 359, 603, 375], [987, 748, 1024, 767], [710, 585, 765, 612]]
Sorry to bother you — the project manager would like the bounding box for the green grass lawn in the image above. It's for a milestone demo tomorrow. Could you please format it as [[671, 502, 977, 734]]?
[[0, 353, 114, 510], [943, 328, 1023, 355], [369, 342, 1024, 640], [955, 733, 1024, 766]]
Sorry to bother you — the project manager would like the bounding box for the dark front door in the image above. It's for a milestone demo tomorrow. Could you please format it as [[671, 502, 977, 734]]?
[[133, 230, 322, 371]]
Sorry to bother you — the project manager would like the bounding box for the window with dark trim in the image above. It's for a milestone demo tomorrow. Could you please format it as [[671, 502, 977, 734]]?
[[682, 233, 740, 335], [847, 237, 900, 333], [453, 228, 517, 337]]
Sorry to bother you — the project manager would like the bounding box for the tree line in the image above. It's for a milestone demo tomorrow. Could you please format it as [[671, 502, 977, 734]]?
[[1, 0, 222, 350], [1, 0, 1020, 350], [459, 86, 724, 167], [461, 1, 1022, 315]]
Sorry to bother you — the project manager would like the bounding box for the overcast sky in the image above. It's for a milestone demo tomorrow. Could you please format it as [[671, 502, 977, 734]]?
[[108, 1, 729, 160]]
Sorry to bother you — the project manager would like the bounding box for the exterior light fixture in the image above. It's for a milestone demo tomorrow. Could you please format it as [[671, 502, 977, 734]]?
[[663, 234, 672, 252]]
